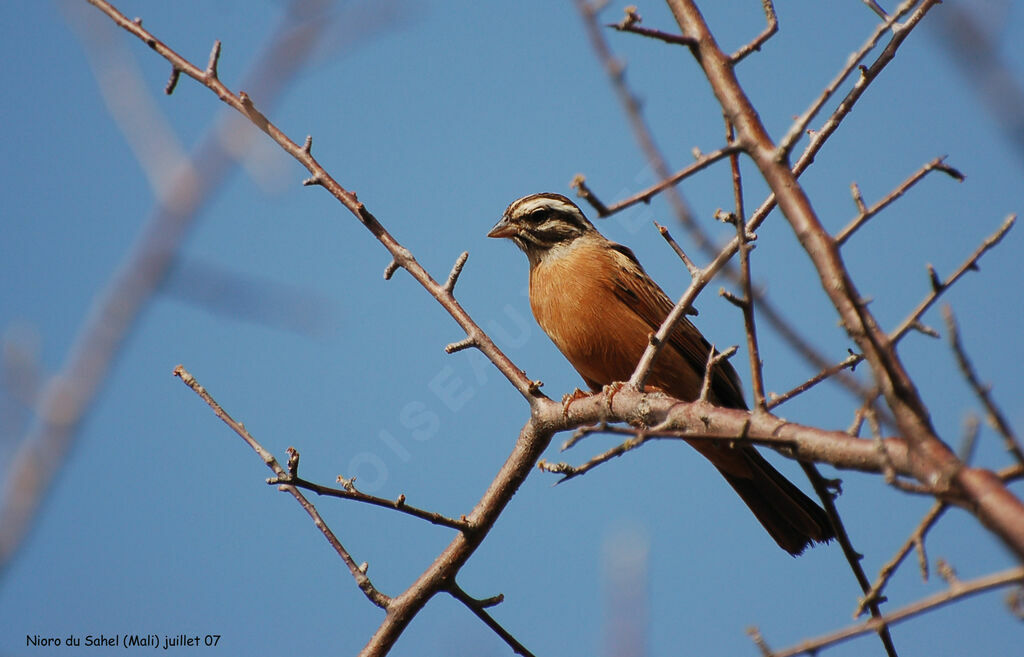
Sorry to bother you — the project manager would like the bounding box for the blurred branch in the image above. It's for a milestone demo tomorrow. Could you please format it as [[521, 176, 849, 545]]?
[[0, 0, 335, 576], [929, 1, 1024, 169], [943, 307, 1024, 467]]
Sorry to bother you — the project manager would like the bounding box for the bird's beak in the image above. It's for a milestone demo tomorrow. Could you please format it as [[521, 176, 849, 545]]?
[[487, 216, 517, 239]]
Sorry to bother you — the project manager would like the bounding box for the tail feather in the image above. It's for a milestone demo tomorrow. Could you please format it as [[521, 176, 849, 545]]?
[[709, 446, 835, 556]]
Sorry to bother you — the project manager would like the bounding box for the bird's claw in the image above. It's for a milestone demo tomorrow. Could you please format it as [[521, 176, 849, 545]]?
[[602, 381, 626, 413], [561, 388, 590, 418]]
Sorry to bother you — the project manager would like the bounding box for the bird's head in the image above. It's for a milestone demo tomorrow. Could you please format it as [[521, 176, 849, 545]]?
[[487, 193, 599, 267]]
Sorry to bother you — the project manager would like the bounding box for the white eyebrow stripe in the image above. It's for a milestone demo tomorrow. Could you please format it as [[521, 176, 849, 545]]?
[[507, 194, 585, 221]]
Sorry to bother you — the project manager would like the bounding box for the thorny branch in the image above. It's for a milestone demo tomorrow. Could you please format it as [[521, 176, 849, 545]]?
[[579, 2, 941, 418], [0, 0, 333, 574], [664, 0, 1024, 562], [768, 566, 1024, 657], [173, 365, 390, 609], [836, 156, 964, 246], [943, 308, 1024, 468]]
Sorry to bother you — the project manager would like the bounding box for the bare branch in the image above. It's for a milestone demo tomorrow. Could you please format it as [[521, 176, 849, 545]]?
[[594, 145, 739, 216], [85, 0, 541, 403], [443, 251, 470, 295], [540, 429, 653, 483], [725, 127, 768, 410], [654, 222, 701, 279], [836, 156, 964, 246], [608, 5, 698, 47], [772, 566, 1024, 657], [862, 0, 890, 21], [731, 0, 778, 63], [445, 336, 478, 354], [699, 345, 738, 403], [0, 0, 331, 575], [891, 215, 1016, 344], [573, 0, 704, 246], [799, 462, 900, 657], [664, 0, 1024, 557], [172, 365, 391, 609], [768, 351, 860, 411], [571, 174, 611, 216], [266, 469, 470, 532], [943, 306, 1024, 467], [448, 583, 534, 657], [777, 0, 930, 158]]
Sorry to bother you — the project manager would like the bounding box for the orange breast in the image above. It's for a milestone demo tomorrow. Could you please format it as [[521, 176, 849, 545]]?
[[529, 241, 701, 397]]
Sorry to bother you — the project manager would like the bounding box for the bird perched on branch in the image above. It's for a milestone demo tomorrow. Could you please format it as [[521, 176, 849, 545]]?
[[487, 192, 834, 555]]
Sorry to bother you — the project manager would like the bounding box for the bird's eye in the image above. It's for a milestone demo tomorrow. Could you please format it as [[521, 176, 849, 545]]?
[[526, 209, 546, 223]]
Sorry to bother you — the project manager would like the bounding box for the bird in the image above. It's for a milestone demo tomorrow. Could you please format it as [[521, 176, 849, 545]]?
[[487, 192, 835, 555]]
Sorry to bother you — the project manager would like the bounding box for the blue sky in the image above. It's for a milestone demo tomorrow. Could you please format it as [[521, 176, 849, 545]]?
[[2, 1, 1022, 655]]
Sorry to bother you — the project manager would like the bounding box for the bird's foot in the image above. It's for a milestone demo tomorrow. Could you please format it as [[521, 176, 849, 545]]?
[[561, 388, 590, 419], [601, 381, 626, 413]]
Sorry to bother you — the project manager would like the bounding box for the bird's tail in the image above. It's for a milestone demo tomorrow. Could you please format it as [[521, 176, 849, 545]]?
[[696, 443, 835, 556]]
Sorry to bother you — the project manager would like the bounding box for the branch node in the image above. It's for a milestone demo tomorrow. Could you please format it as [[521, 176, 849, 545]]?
[[699, 345, 738, 402], [336, 474, 357, 492], [719, 287, 746, 308]]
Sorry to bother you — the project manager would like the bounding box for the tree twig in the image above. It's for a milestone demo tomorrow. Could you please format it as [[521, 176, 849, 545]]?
[[836, 156, 964, 246], [943, 306, 1024, 467], [771, 566, 1024, 657], [731, 0, 778, 63], [172, 365, 390, 609]]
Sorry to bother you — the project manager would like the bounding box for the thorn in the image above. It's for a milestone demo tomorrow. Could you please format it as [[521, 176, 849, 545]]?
[[927, 263, 943, 292], [206, 40, 222, 79], [445, 337, 476, 354], [165, 67, 181, 95]]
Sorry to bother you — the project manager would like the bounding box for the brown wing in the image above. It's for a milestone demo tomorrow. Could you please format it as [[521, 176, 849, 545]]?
[[607, 242, 747, 410], [607, 244, 834, 554]]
